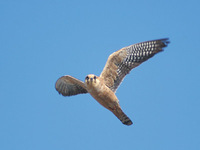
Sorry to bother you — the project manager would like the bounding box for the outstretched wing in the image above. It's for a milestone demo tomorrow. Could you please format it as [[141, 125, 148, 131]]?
[[55, 75, 88, 96], [100, 38, 170, 92]]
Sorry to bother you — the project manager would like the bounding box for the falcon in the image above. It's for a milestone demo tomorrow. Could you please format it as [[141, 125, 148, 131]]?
[[55, 38, 169, 126]]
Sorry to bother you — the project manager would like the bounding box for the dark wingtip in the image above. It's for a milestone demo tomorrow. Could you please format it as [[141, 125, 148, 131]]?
[[160, 38, 170, 47]]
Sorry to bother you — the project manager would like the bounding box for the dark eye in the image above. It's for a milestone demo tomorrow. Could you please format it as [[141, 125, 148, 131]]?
[[85, 76, 89, 80], [94, 76, 96, 79]]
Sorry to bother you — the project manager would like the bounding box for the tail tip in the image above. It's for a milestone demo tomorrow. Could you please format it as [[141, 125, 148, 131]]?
[[122, 119, 133, 126]]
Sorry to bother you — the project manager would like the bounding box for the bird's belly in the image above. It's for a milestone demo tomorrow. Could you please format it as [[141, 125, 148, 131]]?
[[89, 86, 118, 110]]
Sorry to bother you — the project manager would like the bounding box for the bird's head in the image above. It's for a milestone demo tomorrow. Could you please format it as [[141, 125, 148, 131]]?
[[85, 74, 100, 87]]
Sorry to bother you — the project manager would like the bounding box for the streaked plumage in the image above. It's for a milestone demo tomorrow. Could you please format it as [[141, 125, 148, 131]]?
[[55, 38, 170, 126]]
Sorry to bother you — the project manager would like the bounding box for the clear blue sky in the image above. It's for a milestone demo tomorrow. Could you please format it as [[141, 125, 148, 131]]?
[[1, 0, 199, 150]]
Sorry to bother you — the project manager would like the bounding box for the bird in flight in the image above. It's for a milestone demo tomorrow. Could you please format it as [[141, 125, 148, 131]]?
[[55, 38, 169, 126]]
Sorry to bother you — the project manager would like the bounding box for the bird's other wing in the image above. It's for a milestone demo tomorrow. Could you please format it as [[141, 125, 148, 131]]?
[[55, 75, 88, 96], [100, 38, 170, 92]]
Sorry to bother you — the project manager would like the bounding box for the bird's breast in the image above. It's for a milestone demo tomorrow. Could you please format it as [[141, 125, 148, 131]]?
[[86, 82, 118, 110]]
